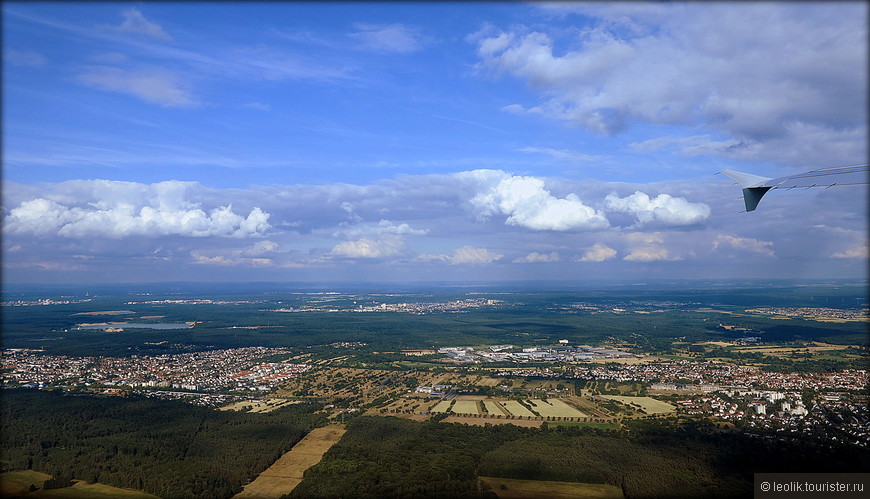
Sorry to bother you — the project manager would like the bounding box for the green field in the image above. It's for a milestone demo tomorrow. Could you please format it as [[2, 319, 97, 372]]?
[[480, 476, 623, 499]]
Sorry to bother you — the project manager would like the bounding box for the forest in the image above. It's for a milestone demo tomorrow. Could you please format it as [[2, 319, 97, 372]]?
[[1, 389, 325, 499], [290, 416, 870, 499]]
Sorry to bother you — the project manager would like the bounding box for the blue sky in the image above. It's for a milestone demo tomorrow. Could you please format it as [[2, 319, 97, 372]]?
[[2, 2, 867, 283]]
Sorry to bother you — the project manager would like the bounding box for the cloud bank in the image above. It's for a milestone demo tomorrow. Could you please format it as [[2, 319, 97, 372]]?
[[4, 180, 270, 239]]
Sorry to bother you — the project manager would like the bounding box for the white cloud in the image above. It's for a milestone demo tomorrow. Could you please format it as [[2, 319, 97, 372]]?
[[5, 49, 46, 67], [349, 23, 425, 54], [578, 243, 617, 262], [242, 240, 280, 257], [519, 146, 599, 162], [331, 235, 405, 259], [451, 246, 503, 264], [513, 251, 560, 263], [109, 9, 172, 41], [712, 235, 775, 257], [3, 181, 270, 239], [467, 170, 609, 231], [334, 220, 428, 239], [190, 251, 273, 267], [76, 66, 198, 108], [604, 191, 710, 226], [831, 245, 868, 259], [623, 233, 679, 262], [475, 3, 867, 167]]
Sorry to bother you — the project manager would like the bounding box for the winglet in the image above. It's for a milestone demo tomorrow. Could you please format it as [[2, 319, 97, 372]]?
[[720, 169, 774, 212]]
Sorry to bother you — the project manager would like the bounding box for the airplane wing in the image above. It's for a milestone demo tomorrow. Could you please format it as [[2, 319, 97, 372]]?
[[720, 165, 869, 212]]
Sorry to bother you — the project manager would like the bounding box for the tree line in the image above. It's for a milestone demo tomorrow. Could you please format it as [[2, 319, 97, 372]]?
[[1, 389, 325, 498]]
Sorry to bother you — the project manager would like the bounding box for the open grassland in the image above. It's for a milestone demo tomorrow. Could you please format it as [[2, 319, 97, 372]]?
[[430, 400, 453, 413], [527, 399, 588, 418], [451, 400, 482, 415], [599, 396, 675, 415], [233, 425, 346, 499], [484, 400, 509, 416], [480, 476, 623, 499], [501, 400, 537, 417], [0, 471, 160, 499]]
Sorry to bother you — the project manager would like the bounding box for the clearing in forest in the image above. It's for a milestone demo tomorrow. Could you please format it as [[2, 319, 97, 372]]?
[[480, 476, 623, 499], [232, 425, 346, 499]]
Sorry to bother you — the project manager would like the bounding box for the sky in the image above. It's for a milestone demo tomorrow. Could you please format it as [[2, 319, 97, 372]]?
[[2, 1, 867, 284]]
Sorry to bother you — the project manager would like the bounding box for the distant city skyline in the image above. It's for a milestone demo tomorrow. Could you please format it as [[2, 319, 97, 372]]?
[[3, 2, 867, 283]]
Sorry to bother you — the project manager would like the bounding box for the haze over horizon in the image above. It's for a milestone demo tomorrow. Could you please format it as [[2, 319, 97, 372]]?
[[3, 2, 867, 284]]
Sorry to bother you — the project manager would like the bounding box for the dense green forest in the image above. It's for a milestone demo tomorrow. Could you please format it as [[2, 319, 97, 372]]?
[[290, 416, 870, 499], [1, 389, 325, 499]]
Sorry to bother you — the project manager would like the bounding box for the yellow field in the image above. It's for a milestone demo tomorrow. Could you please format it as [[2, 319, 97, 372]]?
[[527, 399, 588, 418], [484, 400, 509, 416], [451, 400, 481, 415], [233, 425, 346, 499], [430, 400, 453, 413], [0, 471, 160, 499], [480, 476, 623, 499], [599, 396, 674, 415], [501, 400, 536, 417]]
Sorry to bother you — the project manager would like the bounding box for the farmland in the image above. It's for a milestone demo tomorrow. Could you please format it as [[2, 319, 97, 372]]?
[[598, 396, 675, 415], [427, 398, 587, 419]]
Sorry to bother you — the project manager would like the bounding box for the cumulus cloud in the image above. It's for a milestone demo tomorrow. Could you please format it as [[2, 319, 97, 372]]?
[[467, 170, 609, 231], [349, 23, 426, 53], [623, 233, 679, 262], [712, 235, 775, 257], [474, 3, 867, 166], [76, 66, 198, 108], [513, 251, 560, 263], [331, 234, 405, 259], [578, 243, 617, 262], [451, 246, 503, 264], [109, 9, 172, 41], [242, 240, 280, 256], [3, 181, 270, 239], [831, 245, 868, 259], [604, 192, 710, 227]]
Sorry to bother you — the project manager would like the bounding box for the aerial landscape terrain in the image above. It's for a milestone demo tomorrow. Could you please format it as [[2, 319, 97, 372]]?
[[2, 1, 868, 498], [2, 280, 868, 498]]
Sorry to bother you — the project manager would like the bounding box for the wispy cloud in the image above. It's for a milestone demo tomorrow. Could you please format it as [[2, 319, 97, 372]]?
[[76, 66, 199, 108], [349, 23, 427, 54], [4, 49, 46, 67], [106, 9, 173, 41]]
